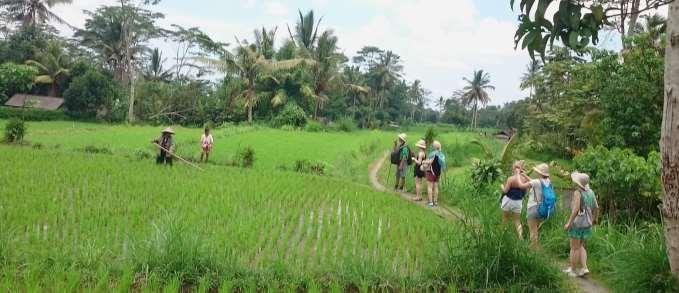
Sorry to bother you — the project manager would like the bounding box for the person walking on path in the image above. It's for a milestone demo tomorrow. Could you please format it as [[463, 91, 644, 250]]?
[[411, 139, 427, 201], [392, 133, 410, 191], [500, 160, 531, 239], [563, 172, 599, 278], [200, 127, 214, 163], [425, 140, 445, 207], [527, 163, 554, 249], [152, 127, 176, 166]]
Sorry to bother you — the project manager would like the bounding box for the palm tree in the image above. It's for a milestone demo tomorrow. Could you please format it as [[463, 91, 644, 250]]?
[[142, 48, 173, 82], [343, 65, 370, 118], [408, 80, 425, 121], [287, 9, 322, 54], [309, 30, 342, 119], [520, 60, 541, 100], [25, 41, 70, 96], [456, 70, 495, 129], [372, 51, 403, 110], [0, 0, 72, 27], [196, 42, 309, 123], [254, 26, 277, 60]]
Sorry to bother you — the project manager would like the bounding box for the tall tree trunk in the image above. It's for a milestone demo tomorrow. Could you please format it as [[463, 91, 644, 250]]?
[[663, 2, 679, 278], [128, 73, 135, 123], [248, 104, 253, 123], [48, 83, 58, 97]]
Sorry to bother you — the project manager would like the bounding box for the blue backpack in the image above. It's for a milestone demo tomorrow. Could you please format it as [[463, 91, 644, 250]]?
[[538, 181, 557, 219]]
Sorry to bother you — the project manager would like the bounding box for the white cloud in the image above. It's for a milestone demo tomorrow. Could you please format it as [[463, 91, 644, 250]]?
[[263, 1, 290, 17], [338, 0, 526, 105]]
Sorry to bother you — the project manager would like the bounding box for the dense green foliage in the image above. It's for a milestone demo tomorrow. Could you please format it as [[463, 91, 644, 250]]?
[[575, 146, 662, 221], [0, 62, 37, 103], [3, 118, 25, 143], [271, 103, 307, 128], [63, 70, 125, 120], [0, 107, 68, 121]]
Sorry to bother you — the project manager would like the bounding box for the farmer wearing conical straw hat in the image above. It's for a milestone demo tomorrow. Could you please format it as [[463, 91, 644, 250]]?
[[152, 127, 176, 166]]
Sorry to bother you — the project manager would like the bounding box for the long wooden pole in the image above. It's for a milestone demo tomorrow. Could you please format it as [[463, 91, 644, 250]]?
[[153, 143, 204, 171]]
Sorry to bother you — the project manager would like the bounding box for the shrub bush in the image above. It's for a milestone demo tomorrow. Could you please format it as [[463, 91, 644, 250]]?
[[335, 117, 356, 132], [0, 63, 37, 104], [234, 146, 255, 168], [470, 159, 503, 188], [424, 126, 437, 146], [304, 121, 326, 132], [3, 118, 26, 143], [63, 70, 124, 121], [575, 146, 662, 221], [293, 159, 327, 176], [272, 103, 307, 128], [80, 145, 112, 155], [0, 106, 69, 121]]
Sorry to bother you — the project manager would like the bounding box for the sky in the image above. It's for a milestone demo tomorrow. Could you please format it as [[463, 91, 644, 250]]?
[[52, 0, 629, 106]]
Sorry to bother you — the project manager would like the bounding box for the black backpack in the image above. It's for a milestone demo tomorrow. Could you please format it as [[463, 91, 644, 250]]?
[[390, 145, 413, 165]]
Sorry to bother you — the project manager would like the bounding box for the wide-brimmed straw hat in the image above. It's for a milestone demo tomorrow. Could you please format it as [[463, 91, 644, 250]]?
[[571, 172, 590, 190], [398, 133, 407, 142], [415, 139, 426, 149], [533, 163, 550, 177], [162, 127, 175, 134]]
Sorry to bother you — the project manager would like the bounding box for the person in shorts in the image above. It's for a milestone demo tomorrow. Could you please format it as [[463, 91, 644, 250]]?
[[425, 141, 444, 207], [200, 127, 214, 163], [563, 172, 599, 278], [411, 139, 427, 201], [500, 160, 531, 239], [394, 133, 409, 191], [527, 163, 551, 248]]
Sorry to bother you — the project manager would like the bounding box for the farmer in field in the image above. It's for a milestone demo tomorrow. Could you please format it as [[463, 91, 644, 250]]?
[[527, 163, 556, 249], [563, 172, 599, 278], [152, 127, 176, 166], [392, 133, 410, 191], [425, 140, 445, 207], [411, 139, 427, 201], [200, 127, 214, 163], [500, 160, 531, 239]]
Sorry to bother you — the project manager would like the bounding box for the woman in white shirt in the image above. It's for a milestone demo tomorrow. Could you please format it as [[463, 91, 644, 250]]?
[[527, 163, 551, 248]]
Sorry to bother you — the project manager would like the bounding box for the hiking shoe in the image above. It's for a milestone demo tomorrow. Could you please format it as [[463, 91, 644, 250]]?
[[578, 269, 590, 277], [427, 202, 435, 208], [562, 267, 574, 274], [566, 271, 579, 278]]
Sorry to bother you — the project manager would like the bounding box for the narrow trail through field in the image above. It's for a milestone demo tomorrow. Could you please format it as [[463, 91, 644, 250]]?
[[368, 153, 609, 293], [368, 153, 463, 221]]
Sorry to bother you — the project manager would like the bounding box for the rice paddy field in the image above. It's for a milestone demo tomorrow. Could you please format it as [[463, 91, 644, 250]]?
[[0, 121, 504, 291]]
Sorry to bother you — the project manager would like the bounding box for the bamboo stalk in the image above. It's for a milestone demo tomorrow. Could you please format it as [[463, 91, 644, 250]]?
[[152, 143, 205, 171]]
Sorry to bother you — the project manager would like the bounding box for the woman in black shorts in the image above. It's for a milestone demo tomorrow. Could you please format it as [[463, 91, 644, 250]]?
[[411, 139, 427, 201]]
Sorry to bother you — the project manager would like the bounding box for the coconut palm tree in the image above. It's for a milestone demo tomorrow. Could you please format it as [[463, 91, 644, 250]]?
[[372, 50, 403, 110], [254, 26, 277, 60], [287, 9, 322, 54], [457, 70, 495, 129], [25, 41, 70, 96], [142, 48, 173, 82], [196, 42, 309, 123], [0, 0, 72, 27], [520, 60, 541, 100]]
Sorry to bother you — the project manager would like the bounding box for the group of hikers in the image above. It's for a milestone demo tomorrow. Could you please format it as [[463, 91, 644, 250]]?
[[390, 133, 446, 208], [391, 134, 599, 279], [151, 126, 214, 165], [501, 160, 599, 278]]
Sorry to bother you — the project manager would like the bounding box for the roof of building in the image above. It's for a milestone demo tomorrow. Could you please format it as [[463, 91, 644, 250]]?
[[4, 94, 64, 110]]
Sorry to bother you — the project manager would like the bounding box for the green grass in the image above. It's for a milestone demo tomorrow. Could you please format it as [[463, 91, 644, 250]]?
[[0, 145, 451, 290]]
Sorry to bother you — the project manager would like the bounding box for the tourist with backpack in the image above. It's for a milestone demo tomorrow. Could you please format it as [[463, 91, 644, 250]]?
[[500, 161, 531, 239], [527, 163, 557, 248], [411, 139, 427, 202], [424, 140, 446, 207], [563, 172, 599, 278], [391, 133, 411, 191]]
